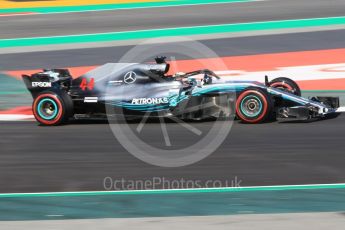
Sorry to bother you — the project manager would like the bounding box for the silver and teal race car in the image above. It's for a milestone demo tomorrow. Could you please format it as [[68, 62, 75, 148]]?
[[22, 57, 341, 125]]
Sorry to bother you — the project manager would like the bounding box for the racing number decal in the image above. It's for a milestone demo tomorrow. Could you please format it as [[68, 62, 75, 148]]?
[[80, 78, 95, 91], [88, 78, 95, 90]]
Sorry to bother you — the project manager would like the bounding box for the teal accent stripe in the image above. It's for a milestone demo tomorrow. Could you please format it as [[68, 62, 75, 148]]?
[[0, 0, 252, 14], [0, 185, 345, 221], [0, 91, 26, 95], [1, 16, 345, 49], [1, 183, 345, 198]]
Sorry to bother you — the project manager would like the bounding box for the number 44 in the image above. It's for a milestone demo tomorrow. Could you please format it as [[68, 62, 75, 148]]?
[[79, 78, 95, 91]]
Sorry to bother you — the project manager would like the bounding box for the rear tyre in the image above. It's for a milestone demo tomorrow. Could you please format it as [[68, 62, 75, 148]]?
[[33, 91, 73, 126], [269, 77, 301, 96], [236, 88, 273, 123]]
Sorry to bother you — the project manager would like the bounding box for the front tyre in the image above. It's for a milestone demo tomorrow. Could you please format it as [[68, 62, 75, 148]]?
[[33, 91, 73, 126], [236, 88, 273, 123]]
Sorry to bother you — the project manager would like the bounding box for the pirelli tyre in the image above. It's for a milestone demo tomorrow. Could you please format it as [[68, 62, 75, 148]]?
[[32, 91, 73, 126], [269, 77, 301, 96], [236, 87, 273, 124]]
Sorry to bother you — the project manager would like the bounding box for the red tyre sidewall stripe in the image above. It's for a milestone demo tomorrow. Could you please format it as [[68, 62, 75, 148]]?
[[236, 90, 268, 123], [270, 82, 293, 91], [33, 94, 63, 125]]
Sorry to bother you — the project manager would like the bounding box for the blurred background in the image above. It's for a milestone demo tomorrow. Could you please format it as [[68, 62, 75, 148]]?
[[0, 0, 345, 229]]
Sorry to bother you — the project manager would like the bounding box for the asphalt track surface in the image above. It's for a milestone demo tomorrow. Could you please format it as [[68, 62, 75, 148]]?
[[1, 0, 345, 193], [1, 0, 345, 39], [1, 29, 345, 70], [1, 114, 345, 193]]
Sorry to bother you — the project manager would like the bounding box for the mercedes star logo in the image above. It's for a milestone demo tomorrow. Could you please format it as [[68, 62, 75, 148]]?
[[123, 71, 137, 84]]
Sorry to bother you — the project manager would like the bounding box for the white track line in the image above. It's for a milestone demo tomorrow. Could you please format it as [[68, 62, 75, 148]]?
[[215, 63, 345, 81], [0, 114, 34, 121]]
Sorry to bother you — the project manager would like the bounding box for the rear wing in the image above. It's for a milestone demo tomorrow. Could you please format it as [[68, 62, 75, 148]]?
[[22, 69, 72, 98]]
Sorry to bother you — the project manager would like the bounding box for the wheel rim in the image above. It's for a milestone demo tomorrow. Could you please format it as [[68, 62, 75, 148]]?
[[236, 90, 269, 123], [240, 95, 263, 117], [37, 98, 58, 120]]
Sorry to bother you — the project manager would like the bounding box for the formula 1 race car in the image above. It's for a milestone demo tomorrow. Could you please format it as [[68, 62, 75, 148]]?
[[22, 57, 342, 125]]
